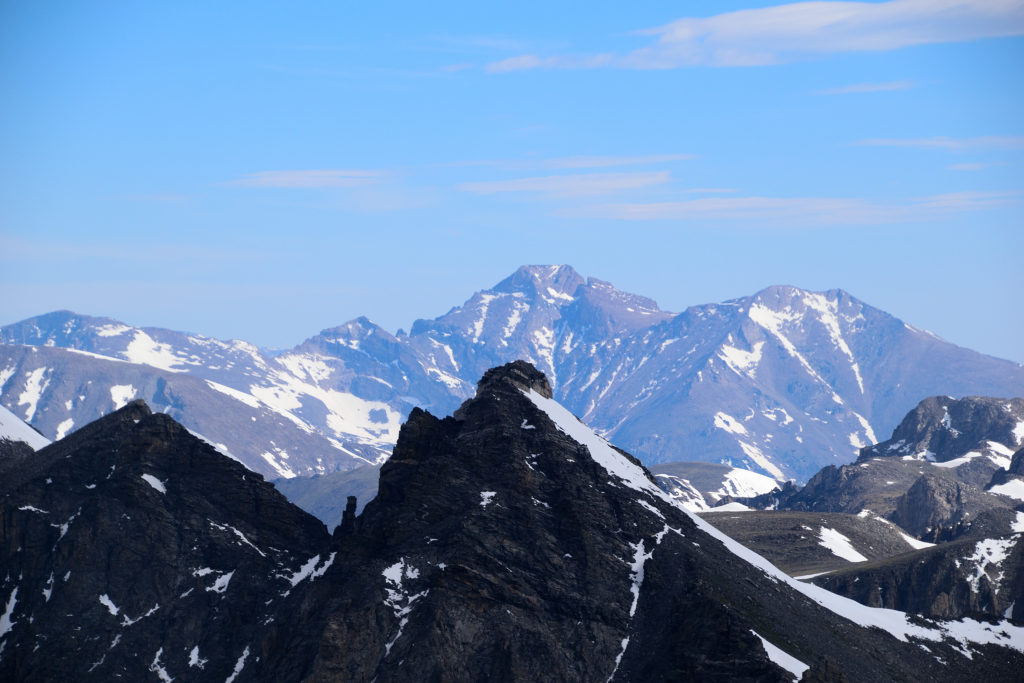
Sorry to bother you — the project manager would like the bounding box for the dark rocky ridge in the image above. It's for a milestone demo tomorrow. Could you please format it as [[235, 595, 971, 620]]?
[[736, 396, 1024, 543], [0, 400, 331, 682], [257, 362, 1024, 681], [859, 396, 1024, 466], [700, 510, 924, 576], [1, 364, 1022, 680], [813, 534, 1024, 622]]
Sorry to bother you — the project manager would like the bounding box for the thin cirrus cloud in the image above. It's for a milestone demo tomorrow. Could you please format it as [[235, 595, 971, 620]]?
[[457, 171, 670, 198], [485, 0, 1024, 71], [225, 170, 384, 188], [855, 136, 1024, 150], [441, 153, 694, 171], [817, 80, 915, 95], [540, 154, 695, 169], [561, 190, 1020, 224]]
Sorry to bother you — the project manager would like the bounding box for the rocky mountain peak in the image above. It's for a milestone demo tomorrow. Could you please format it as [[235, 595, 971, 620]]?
[[493, 264, 585, 301], [860, 396, 1024, 464], [475, 359, 553, 399]]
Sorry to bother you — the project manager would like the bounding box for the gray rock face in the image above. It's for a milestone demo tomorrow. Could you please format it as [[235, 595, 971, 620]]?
[[3, 268, 1024, 483], [2, 363, 1022, 680], [860, 396, 1024, 476], [814, 533, 1024, 622], [742, 396, 1024, 543], [700, 510, 925, 576]]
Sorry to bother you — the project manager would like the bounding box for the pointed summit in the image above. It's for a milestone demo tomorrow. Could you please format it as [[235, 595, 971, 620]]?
[[475, 360, 553, 399], [493, 264, 585, 302]]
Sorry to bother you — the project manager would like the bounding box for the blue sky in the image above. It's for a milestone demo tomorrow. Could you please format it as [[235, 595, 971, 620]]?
[[2, 1, 1022, 361]]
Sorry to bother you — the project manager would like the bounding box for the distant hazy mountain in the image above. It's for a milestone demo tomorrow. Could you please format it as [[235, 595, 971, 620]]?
[[3, 265, 1023, 481]]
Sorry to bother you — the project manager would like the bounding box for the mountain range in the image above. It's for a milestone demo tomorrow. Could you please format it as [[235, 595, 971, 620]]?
[[3, 361, 1022, 681], [3, 265, 1023, 482]]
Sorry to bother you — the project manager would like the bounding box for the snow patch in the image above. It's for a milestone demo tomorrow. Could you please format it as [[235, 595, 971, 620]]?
[[283, 553, 336, 588], [188, 645, 207, 669], [206, 571, 234, 594], [55, 418, 74, 440], [933, 452, 981, 469], [99, 594, 119, 616], [224, 646, 250, 683], [818, 527, 868, 563], [0, 403, 51, 449], [965, 537, 1018, 593], [738, 441, 785, 480], [141, 474, 166, 494], [109, 384, 137, 410], [382, 559, 428, 656], [0, 588, 18, 638], [124, 330, 188, 372], [17, 367, 49, 423], [95, 324, 131, 337], [717, 341, 765, 377], [713, 412, 747, 436], [990, 479, 1024, 502], [148, 648, 172, 683], [750, 629, 809, 680], [711, 502, 752, 512], [204, 380, 260, 408]]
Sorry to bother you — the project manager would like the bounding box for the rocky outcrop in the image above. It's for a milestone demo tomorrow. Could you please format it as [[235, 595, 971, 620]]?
[[814, 534, 1024, 621], [891, 474, 1018, 541]]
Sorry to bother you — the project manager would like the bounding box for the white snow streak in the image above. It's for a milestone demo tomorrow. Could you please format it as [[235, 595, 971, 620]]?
[[713, 412, 748, 436], [751, 629, 809, 680], [141, 474, 167, 494], [224, 646, 250, 683], [0, 588, 18, 638], [17, 367, 49, 422], [148, 648, 172, 682], [0, 403, 50, 449], [382, 559, 428, 656]]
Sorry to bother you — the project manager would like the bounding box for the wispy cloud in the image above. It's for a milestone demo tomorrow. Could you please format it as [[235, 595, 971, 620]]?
[[818, 80, 915, 95], [441, 153, 694, 171], [486, 0, 1024, 71], [458, 171, 670, 198], [561, 190, 1021, 224], [946, 162, 1003, 171], [856, 136, 1024, 150], [122, 194, 191, 202], [541, 154, 695, 169], [225, 170, 384, 188]]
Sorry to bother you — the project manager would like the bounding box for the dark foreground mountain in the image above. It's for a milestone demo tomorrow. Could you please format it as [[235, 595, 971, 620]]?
[[3, 362, 1023, 680], [4, 266, 1024, 482]]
